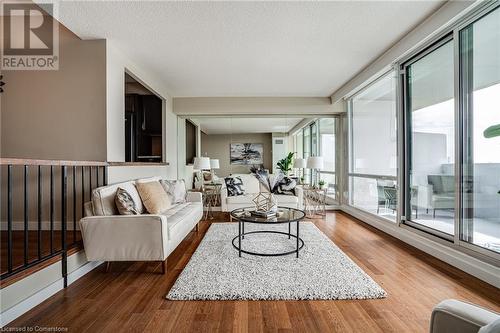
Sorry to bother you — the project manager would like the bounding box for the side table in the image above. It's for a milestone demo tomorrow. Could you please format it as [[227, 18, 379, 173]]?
[[303, 186, 326, 218]]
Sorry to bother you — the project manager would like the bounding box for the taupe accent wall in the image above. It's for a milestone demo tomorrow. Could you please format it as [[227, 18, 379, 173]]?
[[1, 19, 107, 161], [0, 14, 108, 233], [201, 133, 273, 177]]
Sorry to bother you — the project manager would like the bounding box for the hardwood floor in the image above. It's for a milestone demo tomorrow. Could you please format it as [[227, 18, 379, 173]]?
[[6, 211, 500, 332], [1, 230, 82, 277]]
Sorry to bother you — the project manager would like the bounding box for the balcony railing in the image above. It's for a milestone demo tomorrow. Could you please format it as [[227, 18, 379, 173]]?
[[0, 158, 108, 287]]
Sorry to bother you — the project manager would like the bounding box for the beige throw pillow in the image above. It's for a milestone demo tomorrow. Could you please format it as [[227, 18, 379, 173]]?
[[136, 181, 171, 214]]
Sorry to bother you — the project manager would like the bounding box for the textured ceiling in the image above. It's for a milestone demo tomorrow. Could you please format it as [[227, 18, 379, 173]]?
[[53, 1, 445, 97], [191, 117, 304, 135]]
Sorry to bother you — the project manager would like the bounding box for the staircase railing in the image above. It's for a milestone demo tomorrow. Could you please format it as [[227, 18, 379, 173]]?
[[0, 158, 108, 287]]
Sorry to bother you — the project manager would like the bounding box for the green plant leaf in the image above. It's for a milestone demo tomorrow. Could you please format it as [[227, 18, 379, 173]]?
[[484, 124, 500, 138]]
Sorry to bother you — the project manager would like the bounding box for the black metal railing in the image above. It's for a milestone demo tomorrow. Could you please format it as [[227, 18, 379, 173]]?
[[1, 158, 108, 287]]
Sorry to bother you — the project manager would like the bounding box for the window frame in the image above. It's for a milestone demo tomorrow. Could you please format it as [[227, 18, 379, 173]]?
[[346, 69, 399, 222], [399, 33, 456, 241], [396, 2, 500, 262]]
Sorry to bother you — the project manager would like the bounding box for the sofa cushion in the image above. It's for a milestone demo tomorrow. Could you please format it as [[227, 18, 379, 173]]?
[[161, 179, 187, 204], [226, 194, 255, 204], [226, 193, 298, 205], [92, 181, 144, 216], [136, 181, 171, 214], [231, 174, 260, 193], [273, 194, 299, 204], [162, 202, 202, 240], [115, 187, 140, 215]]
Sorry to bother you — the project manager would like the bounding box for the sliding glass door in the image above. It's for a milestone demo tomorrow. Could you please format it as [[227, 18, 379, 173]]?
[[348, 71, 398, 222], [459, 6, 500, 254], [403, 37, 456, 238], [400, 4, 500, 256], [343, 2, 499, 262]]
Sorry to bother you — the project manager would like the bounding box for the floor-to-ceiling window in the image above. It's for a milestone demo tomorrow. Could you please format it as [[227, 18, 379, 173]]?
[[403, 37, 456, 238], [319, 118, 336, 200], [303, 125, 311, 184], [341, 2, 499, 264], [459, 6, 500, 254], [348, 71, 398, 222], [291, 118, 337, 198]]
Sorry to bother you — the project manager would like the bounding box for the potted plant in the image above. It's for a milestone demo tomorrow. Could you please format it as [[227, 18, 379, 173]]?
[[300, 176, 305, 185], [276, 152, 295, 176], [318, 180, 326, 189]]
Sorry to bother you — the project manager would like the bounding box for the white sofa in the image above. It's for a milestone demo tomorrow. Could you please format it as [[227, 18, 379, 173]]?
[[79, 177, 203, 273], [220, 173, 303, 212]]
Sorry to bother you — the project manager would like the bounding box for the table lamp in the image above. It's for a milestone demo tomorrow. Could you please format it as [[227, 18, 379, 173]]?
[[293, 158, 306, 183], [306, 156, 324, 187]]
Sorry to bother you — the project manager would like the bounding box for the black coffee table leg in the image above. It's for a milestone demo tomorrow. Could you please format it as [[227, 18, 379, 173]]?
[[288, 222, 291, 239], [238, 219, 242, 257], [296, 220, 300, 258], [242, 221, 245, 239]]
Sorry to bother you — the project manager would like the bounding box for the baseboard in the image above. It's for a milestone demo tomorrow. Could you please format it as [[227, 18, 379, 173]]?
[[0, 259, 103, 327], [340, 205, 500, 289]]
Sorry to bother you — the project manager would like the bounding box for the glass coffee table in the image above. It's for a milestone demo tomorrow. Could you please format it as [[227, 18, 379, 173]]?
[[230, 207, 306, 258]]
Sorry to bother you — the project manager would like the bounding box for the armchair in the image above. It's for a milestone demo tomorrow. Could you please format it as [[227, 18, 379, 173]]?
[[430, 299, 499, 333]]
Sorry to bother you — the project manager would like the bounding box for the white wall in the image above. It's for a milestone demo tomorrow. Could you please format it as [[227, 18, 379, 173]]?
[[272, 134, 289, 174], [330, 1, 477, 103], [0, 250, 98, 325], [105, 41, 178, 179]]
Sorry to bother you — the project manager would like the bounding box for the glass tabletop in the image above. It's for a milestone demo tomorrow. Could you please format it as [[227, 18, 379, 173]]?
[[230, 207, 306, 224]]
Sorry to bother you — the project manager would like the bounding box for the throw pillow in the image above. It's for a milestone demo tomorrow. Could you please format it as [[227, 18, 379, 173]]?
[[224, 177, 245, 196], [115, 187, 140, 215], [136, 181, 171, 214], [202, 171, 213, 182], [275, 177, 297, 195], [160, 179, 187, 204]]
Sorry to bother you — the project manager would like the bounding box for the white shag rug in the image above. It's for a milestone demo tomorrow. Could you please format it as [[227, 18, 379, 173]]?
[[166, 222, 387, 301]]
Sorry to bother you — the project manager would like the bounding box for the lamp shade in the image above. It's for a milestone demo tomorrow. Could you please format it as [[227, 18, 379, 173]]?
[[306, 156, 324, 169], [293, 158, 306, 168], [193, 157, 211, 170], [210, 159, 220, 169]]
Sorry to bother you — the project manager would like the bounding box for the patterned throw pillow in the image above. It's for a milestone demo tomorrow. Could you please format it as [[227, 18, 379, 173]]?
[[275, 177, 297, 196], [115, 187, 140, 215], [160, 180, 187, 204], [224, 177, 245, 197]]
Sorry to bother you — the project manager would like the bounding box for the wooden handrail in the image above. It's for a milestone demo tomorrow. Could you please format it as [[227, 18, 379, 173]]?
[[0, 158, 108, 167]]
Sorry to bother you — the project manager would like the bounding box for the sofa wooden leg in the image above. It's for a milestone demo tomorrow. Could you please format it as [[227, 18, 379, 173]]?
[[161, 259, 167, 275], [105, 261, 111, 273]]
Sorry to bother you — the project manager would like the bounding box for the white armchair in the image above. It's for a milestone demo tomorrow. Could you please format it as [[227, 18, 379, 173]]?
[[430, 299, 499, 333]]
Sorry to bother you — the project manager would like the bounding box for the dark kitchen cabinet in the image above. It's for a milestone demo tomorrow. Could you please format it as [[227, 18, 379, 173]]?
[[125, 94, 162, 162]]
